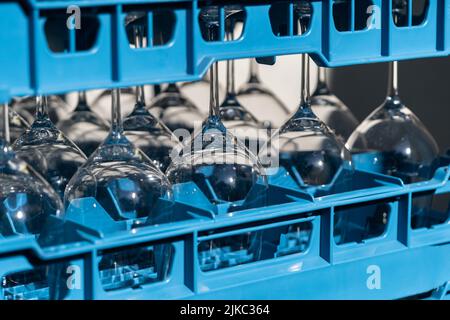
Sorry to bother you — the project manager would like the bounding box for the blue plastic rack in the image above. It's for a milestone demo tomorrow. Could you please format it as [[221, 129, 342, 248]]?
[[0, 153, 449, 300], [0, 0, 450, 300], [0, 0, 449, 103]]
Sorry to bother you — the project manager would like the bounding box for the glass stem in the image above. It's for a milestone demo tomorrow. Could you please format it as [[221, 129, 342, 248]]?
[[208, 24, 220, 117], [36, 96, 49, 120], [225, 21, 236, 97], [78, 91, 87, 105], [248, 59, 260, 84], [133, 24, 146, 107], [209, 62, 220, 117], [2, 103, 10, 144], [75, 91, 91, 112], [387, 61, 399, 98], [136, 86, 146, 106], [299, 53, 311, 108], [111, 89, 123, 134]]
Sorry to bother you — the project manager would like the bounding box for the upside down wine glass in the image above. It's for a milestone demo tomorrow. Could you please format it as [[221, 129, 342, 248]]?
[[65, 89, 174, 289], [122, 23, 180, 172], [0, 102, 63, 238], [166, 7, 268, 209], [346, 61, 439, 228], [260, 3, 352, 188], [311, 64, 359, 141], [57, 91, 110, 157], [13, 97, 87, 199], [65, 89, 173, 223], [166, 7, 268, 270]]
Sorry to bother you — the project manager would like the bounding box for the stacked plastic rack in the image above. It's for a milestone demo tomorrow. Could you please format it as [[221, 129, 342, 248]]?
[[0, 0, 450, 300]]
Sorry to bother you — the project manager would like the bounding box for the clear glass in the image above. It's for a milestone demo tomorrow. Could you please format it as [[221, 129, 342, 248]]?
[[57, 91, 110, 157], [0, 103, 63, 238], [260, 5, 352, 188], [166, 7, 268, 210], [311, 64, 359, 141], [167, 8, 267, 270], [122, 24, 180, 172], [65, 89, 173, 223], [13, 96, 87, 199], [237, 58, 290, 128], [13, 95, 71, 125], [346, 61, 439, 228], [346, 61, 439, 180], [65, 87, 174, 292]]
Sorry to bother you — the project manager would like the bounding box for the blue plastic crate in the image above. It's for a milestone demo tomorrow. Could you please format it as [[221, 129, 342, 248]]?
[[0, 153, 449, 300], [0, 0, 449, 103], [1, 0, 450, 300]]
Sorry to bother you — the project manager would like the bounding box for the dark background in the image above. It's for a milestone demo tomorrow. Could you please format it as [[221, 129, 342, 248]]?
[[329, 57, 450, 152]]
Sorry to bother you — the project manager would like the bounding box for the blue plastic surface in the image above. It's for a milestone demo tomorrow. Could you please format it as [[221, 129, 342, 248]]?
[[0, 153, 449, 300], [0, 0, 449, 103]]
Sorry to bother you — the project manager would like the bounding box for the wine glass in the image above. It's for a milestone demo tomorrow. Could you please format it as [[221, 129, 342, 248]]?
[[65, 89, 174, 290], [167, 6, 267, 207], [0, 102, 63, 238], [219, 7, 267, 153], [91, 88, 138, 123], [167, 6, 267, 269], [346, 61, 439, 228], [65, 89, 173, 223], [310, 64, 359, 141], [260, 3, 352, 188], [346, 1, 439, 229], [13, 95, 71, 125], [237, 58, 290, 128], [57, 91, 110, 157], [122, 23, 181, 172], [13, 96, 87, 199]]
